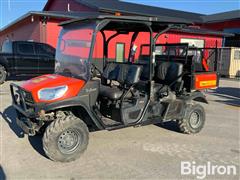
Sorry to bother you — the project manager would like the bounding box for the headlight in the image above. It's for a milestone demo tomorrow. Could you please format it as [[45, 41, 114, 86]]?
[[38, 85, 68, 101]]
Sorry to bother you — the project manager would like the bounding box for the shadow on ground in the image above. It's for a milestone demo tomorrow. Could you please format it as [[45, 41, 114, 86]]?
[[0, 106, 48, 160], [155, 121, 181, 133], [208, 87, 240, 107], [0, 106, 23, 138], [0, 165, 6, 180], [28, 135, 49, 159]]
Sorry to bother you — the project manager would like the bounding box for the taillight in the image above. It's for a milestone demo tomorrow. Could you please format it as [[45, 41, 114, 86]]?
[[194, 73, 218, 90]]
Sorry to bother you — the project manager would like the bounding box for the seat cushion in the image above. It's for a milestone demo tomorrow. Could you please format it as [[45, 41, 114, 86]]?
[[100, 86, 123, 100]]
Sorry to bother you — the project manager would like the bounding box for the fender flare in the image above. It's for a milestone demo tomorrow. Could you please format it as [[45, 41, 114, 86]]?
[[41, 98, 105, 130], [186, 91, 208, 104]]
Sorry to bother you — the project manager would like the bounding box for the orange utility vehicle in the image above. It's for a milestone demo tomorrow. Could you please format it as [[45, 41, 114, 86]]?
[[11, 15, 219, 162]]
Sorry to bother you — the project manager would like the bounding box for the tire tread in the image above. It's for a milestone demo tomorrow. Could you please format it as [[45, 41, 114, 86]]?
[[43, 111, 89, 162]]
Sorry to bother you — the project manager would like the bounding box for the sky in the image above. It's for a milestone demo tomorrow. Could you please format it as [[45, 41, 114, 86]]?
[[0, 0, 239, 29]]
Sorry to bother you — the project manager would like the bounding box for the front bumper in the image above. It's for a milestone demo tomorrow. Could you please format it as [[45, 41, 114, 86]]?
[[16, 116, 40, 136], [10, 83, 44, 135]]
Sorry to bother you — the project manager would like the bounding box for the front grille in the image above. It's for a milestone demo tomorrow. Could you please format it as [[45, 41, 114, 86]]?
[[22, 90, 34, 104], [10, 84, 35, 111]]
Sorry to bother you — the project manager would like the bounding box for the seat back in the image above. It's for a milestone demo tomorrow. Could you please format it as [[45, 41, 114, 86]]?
[[125, 65, 142, 85], [102, 63, 120, 81], [117, 64, 129, 84], [102, 62, 142, 86], [155, 61, 183, 89]]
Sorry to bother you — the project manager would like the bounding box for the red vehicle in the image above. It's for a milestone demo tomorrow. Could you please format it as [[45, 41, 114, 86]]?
[[10, 15, 219, 162]]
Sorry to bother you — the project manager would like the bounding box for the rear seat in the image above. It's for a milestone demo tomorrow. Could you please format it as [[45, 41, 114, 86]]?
[[137, 59, 184, 94], [154, 61, 183, 93], [100, 60, 183, 100]]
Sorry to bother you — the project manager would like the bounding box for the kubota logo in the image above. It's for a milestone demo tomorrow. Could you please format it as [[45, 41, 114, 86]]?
[[85, 88, 97, 93]]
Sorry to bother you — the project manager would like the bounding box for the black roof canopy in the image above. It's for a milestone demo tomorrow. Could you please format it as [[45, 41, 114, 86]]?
[[60, 14, 193, 26], [59, 14, 233, 37], [59, 15, 188, 33]]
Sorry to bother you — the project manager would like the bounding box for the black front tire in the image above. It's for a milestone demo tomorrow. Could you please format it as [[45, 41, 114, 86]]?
[[0, 65, 7, 84], [43, 111, 89, 162], [177, 104, 205, 134]]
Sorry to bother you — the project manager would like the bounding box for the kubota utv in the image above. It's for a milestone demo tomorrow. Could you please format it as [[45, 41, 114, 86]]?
[[10, 15, 219, 162]]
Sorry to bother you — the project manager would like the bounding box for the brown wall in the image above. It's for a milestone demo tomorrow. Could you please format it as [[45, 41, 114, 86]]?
[[0, 16, 41, 46]]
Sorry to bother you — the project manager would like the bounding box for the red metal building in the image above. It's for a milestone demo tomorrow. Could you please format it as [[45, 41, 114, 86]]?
[[0, 0, 235, 54]]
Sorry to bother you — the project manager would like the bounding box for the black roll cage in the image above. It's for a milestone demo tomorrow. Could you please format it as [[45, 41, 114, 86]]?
[[88, 18, 185, 85], [140, 43, 190, 65], [61, 18, 190, 127]]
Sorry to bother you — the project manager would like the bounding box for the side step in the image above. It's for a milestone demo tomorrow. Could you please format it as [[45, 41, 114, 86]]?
[[101, 116, 121, 126]]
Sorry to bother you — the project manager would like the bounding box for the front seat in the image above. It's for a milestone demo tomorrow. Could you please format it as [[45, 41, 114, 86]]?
[[100, 65, 142, 100]]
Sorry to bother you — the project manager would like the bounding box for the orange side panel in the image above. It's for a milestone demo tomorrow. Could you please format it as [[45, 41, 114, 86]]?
[[195, 73, 218, 90]]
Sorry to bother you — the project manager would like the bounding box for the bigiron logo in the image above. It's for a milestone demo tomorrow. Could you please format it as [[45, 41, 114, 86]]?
[[181, 161, 237, 179]]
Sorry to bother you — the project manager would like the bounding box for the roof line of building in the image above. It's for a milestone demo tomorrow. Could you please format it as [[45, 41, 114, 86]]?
[[78, 0, 204, 22], [46, 0, 238, 23], [0, 11, 234, 37], [0, 11, 101, 33], [1, 0, 239, 34], [43, 0, 203, 22], [201, 10, 240, 23]]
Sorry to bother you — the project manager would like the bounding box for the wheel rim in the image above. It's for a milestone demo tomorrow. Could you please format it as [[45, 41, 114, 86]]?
[[189, 111, 201, 129], [57, 128, 82, 154]]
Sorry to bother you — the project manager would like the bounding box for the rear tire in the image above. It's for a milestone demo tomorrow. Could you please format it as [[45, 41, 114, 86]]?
[[43, 111, 89, 162], [0, 65, 7, 84], [177, 104, 205, 134]]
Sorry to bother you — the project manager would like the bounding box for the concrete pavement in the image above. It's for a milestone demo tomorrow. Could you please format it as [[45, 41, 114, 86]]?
[[0, 79, 239, 179]]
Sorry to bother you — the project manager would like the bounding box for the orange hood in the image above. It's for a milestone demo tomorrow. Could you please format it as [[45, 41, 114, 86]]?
[[21, 74, 85, 103]]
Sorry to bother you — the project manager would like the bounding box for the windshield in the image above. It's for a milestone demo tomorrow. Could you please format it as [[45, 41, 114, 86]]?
[[55, 22, 96, 81]]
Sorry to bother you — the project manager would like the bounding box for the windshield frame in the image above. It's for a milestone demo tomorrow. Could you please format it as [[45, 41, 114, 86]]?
[[55, 21, 98, 81], [55, 18, 155, 81]]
